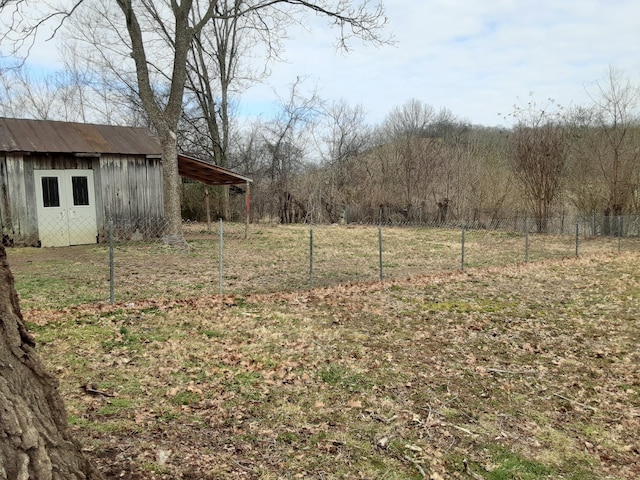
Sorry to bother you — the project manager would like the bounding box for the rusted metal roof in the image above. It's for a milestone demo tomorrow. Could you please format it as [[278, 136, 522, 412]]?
[[179, 154, 252, 186], [0, 117, 252, 186], [0, 117, 161, 155]]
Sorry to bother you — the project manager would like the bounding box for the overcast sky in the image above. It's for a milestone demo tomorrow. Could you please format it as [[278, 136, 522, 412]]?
[[240, 0, 640, 127], [4, 0, 640, 128]]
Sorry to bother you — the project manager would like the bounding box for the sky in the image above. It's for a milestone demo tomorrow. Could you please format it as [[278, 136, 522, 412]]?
[[239, 0, 640, 127], [3, 0, 640, 128]]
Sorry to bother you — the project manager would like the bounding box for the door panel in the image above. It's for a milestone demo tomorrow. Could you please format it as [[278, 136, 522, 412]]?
[[67, 173, 98, 245], [35, 172, 70, 247], [34, 170, 97, 247]]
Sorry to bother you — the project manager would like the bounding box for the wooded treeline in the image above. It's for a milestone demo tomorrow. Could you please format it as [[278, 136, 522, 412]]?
[[190, 69, 640, 231], [2, 56, 639, 232]]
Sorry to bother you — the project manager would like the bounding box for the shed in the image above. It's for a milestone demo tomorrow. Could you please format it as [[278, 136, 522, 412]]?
[[0, 117, 251, 247]]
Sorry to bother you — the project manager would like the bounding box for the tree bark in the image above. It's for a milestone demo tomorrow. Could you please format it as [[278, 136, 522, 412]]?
[[0, 245, 103, 480], [159, 134, 184, 238]]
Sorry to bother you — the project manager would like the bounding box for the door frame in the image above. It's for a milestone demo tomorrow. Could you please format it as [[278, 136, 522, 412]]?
[[34, 169, 98, 247]]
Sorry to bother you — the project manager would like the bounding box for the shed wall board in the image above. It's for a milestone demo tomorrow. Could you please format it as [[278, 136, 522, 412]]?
[[1, 153, 164, 245], [0, 154, 39, 245], [98, 154, 163, 219], [97, 155, 164, 240]]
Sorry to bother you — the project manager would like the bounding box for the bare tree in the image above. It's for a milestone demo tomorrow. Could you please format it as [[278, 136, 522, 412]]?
[[464, 126, 515, 225], [229, 79, 320, 223], [432, 119, 476, 223], [588, 68, 640, 220], [117, 0, 386, 235], [509, 97, 567, 232], [317, 100, 371, 222], [260, 78, 319, 222], [564, 105, 609, 221], [565, 69, 640, 233], [231, 122, 269, 220], [0, 67, 75, 120], [183, 1, 288, 164], [178, 1, 291, 219], [0, 53, 143, 124], [378, 100, 455, 220], [2, 0, 388, 239]]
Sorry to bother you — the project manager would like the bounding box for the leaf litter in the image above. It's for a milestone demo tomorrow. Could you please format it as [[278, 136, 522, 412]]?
[[22, 252, 640, 479]]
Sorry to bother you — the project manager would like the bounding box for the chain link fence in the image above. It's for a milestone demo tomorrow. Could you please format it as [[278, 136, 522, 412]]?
[[342, 204, 640, 235], [7, 215, 640, 310]]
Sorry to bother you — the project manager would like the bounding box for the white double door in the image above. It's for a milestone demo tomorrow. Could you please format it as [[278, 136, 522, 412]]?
[[34, 169, 98, 247]]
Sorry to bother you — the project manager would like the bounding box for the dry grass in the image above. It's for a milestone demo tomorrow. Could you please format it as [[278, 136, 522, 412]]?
[[13, 232, 640, 479], [7, 222, 638, 311]]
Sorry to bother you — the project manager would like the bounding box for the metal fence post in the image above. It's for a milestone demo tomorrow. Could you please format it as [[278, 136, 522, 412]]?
[[309, 224, 314, 288], [618, 215, 622, 253], [461, 228, 465, 271], [109, 219, 114, 304], [219, 219, 224, 295], [378, 223, 383, 281], [525, 217, 529, 263], [575, 222, 579, 257], [378, 207, 384, 281]]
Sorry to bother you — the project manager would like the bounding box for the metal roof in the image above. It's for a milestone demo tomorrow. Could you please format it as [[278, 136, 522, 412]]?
[[0, 117, 252, 186], [0, 117, 161, 155], [179, 154, 252, 185]]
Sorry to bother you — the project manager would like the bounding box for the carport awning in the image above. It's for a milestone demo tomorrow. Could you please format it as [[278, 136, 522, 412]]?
[[178, 154, 252, 186]]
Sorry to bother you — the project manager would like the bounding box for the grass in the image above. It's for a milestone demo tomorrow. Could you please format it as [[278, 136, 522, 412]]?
[[7, 222, 640, 310], [7, 224, 640, 478]]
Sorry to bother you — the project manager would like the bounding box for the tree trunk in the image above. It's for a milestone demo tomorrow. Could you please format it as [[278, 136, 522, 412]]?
[[159, 134, 184, 239], [0, 245, 103, 480], [218, 186, 230, 221]]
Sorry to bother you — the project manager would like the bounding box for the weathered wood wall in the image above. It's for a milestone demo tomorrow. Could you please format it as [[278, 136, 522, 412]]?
[[0, 154, 39, 246], [0, 154, 164, 246], [98, 155, 164, 241]]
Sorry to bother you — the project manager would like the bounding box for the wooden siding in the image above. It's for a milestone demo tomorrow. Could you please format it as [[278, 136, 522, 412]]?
[[97, 155, 164, 241], [98, 155, 163, 219], [1, 154, 39, 245], [1, 153, 164, 246]]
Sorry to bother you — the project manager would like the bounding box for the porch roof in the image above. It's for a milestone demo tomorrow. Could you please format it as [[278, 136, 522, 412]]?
[[178, 154, 252, 186]]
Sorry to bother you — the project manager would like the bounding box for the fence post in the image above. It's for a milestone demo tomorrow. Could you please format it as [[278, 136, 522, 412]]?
[[575, 222, 579, 257], [219, 219, 224, 295], [617, 215, 622, 253], [378, 223, 383, 281], [524, 217, 529, 263], [378, 207, 383, 281], [309, 224, 314, 288], [461, 228, 465, 271], [109, 219, 114, 304], [245, 182, 250, 240]]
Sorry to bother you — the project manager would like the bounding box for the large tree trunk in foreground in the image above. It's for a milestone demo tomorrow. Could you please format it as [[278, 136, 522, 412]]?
[[0, 245, 103, 480]]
